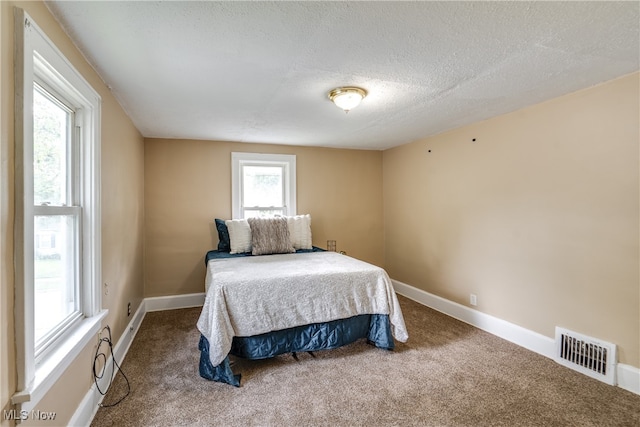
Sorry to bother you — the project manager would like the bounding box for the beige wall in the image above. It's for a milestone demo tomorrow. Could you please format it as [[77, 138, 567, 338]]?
[[0, 2, 145, 426], [383, 72, 639, 367], [144, 139, 383, 297]]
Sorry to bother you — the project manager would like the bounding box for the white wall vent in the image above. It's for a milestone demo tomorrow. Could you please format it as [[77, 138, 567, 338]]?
[[555, 327, 617, 385]]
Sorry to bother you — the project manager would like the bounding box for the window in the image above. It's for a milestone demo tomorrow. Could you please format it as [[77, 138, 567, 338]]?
[[33, 82, 82, 358], [13, 9, 104, 411], [231, 153, 296, 219]]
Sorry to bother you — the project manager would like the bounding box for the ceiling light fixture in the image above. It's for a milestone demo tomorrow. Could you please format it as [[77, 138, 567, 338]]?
[[328, 87, 367, 113]]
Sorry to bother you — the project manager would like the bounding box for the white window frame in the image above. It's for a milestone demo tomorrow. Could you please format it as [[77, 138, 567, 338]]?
[[13, 8, 105, 412], [231, 152, 296, 219], [32, 78, 84, 362]]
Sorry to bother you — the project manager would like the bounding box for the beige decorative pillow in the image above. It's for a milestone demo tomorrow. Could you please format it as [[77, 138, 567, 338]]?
[[225, 219, 252, 254], [248, 217, 295, 256]]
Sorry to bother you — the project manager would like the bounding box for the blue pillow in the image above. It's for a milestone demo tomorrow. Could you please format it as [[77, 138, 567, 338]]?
[[215, 219, 231, 252]]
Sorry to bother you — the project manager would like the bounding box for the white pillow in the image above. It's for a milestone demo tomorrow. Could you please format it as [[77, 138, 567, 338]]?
[[286, 214, 312, 250], [225, 219, 252, 254]]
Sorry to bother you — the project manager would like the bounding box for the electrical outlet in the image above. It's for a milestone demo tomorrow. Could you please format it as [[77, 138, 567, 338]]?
[[470, 294, 477, 306], [127, 302, 131, 317]]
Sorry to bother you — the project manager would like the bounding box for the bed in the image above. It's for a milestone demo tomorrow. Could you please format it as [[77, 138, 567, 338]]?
[[196, 217, 408, 386]]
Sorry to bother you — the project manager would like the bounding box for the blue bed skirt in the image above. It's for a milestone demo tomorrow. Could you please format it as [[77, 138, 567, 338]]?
[[199, 313, 394, 386]]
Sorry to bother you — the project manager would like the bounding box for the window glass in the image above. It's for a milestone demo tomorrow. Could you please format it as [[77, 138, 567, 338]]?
[[242, 165, 284, 209], [34, 215, 79, 347], [243, 209, 285, 218], [33, 85, 71, 207]]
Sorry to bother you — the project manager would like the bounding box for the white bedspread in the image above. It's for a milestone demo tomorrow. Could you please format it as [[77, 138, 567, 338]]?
[[196, 251, 408, 367]]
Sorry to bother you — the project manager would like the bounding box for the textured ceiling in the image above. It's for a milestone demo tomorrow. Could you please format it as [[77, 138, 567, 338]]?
[[45, 1, 639, 150]]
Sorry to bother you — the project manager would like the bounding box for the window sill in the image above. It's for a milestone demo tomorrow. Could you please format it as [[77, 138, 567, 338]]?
[[12, 310, 108, 412]]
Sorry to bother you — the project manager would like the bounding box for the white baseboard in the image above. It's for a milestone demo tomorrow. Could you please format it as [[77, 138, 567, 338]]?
[[70, 294, 206, 426], [617, 363, 640, 395], [391, 279, 556, 358], [391, 279, 639, 396], [68, 301, 146, 427], [145, 292, 206, 312]]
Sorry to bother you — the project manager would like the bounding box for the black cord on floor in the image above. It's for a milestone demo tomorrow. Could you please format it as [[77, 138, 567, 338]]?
[[93, 325, 130, 407]]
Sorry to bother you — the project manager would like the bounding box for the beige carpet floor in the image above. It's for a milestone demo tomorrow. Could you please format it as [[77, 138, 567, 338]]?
[[91, 296, 640, 426]]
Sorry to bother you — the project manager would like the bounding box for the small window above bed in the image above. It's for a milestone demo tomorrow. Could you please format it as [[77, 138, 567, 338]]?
[[231, 152, 296, 219]]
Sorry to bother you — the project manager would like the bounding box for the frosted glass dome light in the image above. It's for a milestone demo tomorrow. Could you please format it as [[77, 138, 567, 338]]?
[[328, 87, 367, 113]]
